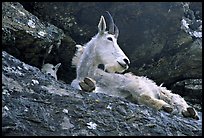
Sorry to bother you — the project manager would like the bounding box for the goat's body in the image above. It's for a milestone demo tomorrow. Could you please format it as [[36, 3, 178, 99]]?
[[71, 12, 199, 119], [73, 68, 188, 113], [93, 70, 155, 99], [96, 70, 189, 113]]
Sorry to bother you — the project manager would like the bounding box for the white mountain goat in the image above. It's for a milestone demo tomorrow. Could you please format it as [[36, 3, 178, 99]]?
[[41, 63, 61, 80], [71, 12, 199, 120]]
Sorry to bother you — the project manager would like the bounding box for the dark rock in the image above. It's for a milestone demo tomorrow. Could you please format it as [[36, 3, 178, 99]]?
[[2, 51, 202, 136], [2, 2, 65, 68], [2, 2, 77, 84], [171, 78, 202, 111], [189, 2, 202, 19]]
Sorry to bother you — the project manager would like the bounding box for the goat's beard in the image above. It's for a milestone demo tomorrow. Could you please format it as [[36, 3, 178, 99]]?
[[97, 63, 127, 74]]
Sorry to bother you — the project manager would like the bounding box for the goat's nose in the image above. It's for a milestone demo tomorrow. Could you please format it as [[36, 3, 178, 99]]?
[[98, 64, 105, 70], [123, 58, 130, 66]]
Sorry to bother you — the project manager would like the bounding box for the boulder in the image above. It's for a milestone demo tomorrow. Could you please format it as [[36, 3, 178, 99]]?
[[2, 2, 65, 68], [2, 2, 77, 83]]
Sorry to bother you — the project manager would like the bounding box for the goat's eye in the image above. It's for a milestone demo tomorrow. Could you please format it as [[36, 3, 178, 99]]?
[[52, 67, 55, 70], [47, 73, 51, 76], [107, 37, 113, 41]]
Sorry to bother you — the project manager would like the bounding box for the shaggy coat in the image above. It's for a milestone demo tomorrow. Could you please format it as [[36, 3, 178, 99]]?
[[71, 13, 199, 120]]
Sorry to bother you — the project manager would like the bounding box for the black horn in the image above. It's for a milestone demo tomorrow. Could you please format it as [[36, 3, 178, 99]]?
[[106, 11, 114, 34], [114, 24, 119, 38]]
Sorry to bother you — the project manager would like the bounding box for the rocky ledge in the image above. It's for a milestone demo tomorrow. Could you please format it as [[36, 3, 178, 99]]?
[[2, 51, 202, 136]]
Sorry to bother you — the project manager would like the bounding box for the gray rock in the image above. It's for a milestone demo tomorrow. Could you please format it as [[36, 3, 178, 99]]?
[[171, 78, 202, 111], [2, 2, 65, 68], [2, 2, 77, 84], [2, 51, 202, 136]]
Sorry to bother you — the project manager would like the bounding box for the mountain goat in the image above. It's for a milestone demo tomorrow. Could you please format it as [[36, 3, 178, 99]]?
[[71, 12, 199, 120], [41, 63, 61, 80]]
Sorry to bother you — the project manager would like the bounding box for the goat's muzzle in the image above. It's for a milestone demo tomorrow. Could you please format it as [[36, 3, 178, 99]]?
[[117, 60, 129, 70]]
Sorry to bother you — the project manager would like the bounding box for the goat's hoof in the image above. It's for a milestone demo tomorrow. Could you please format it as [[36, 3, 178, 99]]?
[[182, 107, 199, 120], [162, 104, 173, 113], [84, 77, 95, 88], [79, 77, 96, 92]]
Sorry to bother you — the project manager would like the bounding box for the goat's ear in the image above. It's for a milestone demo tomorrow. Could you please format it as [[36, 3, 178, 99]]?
[[55, 63, 61, 71], [98, 16, 106, 34]]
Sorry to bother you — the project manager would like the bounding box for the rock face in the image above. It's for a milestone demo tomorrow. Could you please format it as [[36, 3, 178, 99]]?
[[2, 2, 77, 83], [2, 51, 202, 136], [2, 2, 65, 68]]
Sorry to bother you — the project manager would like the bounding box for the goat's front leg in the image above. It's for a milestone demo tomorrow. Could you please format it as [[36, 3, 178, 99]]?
[[79, 77, 96, 92], [138, 94, 174, 113], [160, 88, 199, 120]]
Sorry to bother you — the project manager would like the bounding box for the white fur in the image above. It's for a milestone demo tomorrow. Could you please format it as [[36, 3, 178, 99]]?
[[41, 63, 61, 80], [72, 45, 84, 68]]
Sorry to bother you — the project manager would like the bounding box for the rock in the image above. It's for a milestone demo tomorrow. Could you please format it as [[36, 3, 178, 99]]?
[[133, 37, 202, 105], [2, 2, 65, 68], [20, 2, 93, 44], [2, 51, 202, 136], [2, 2, 77, 84], [171, 78, 202, 111]]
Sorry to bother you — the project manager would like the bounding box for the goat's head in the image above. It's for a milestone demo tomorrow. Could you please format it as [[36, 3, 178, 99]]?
[[94, 11, 130, 73], [41, 63, 61, 80]]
